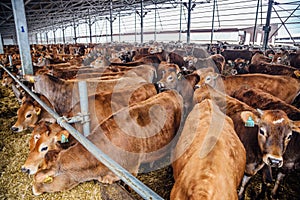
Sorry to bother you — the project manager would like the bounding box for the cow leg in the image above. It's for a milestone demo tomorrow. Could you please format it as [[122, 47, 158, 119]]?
[[271, 172, 286, 198], [98, 171, 120, 184], [238, 175, 251, 199]]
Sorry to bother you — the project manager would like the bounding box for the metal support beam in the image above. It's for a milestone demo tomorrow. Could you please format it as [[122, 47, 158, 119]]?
[[210, 0, 216, 49], [109, 0, 114, 42], [186, 0, 192, 44], [262, 0, 273, 50], [179, 0, 183, 42], [253, 0, 260, 44], [119, 11, 121, 42], [140, 0, 144, 44], [78, 81, 90, 137], [45, 32, 49, 44], [135, 6, 137, 43], [154, 3, 157, 41], [0, 34, 4, 54], [11, 0, 33, 75], [62, 26, 66, 44], [53, 30, 56, 44], [35, 33, 38, 44], [88, 10, 92, 43]]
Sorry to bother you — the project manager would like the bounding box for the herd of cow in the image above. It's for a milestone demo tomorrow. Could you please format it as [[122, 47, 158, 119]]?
[[1, 42, 300, 199]]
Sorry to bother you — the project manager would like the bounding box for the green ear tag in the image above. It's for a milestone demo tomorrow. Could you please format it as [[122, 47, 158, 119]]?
[[61, 134, 68, 143], [245, 116, 255, 127]]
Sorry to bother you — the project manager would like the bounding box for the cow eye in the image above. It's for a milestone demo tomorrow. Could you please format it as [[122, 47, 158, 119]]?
[[167, 75, 173, 81], [287, 133, 293, 140], [205, 76, 211, 82], [40, 146, 48, 152], [259, 128, 266, 136], [26, 113, 32, 118]]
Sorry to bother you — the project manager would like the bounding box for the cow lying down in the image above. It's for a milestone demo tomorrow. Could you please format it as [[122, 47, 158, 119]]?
[[31, 90, 183, 195]]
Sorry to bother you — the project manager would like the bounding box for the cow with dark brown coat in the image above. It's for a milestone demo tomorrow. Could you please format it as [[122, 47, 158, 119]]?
[[171, 99, 246, 200]]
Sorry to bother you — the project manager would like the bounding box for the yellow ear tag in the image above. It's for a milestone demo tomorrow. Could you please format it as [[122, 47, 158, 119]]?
[[36, 108, 41, 116], [43, 175, 53, 184], [294, 70, 300, 78]]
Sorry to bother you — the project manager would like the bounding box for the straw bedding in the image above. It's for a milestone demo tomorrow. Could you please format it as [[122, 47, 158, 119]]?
[[0, 85, 300, 200]]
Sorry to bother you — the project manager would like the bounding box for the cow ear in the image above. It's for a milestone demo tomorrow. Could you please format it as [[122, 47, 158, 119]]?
[[55, 130, 70, 143], [291, 121, 300, 133], [35, 107, 41, 115], [240, 111, 259, 127]]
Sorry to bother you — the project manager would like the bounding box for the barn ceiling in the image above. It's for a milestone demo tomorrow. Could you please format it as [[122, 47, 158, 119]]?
[[0, 0, 174, 38]]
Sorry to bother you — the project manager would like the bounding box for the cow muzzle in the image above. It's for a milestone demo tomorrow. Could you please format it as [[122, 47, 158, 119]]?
[[11, 125, 22, 132], [265, 155, 283, 168], [21, 166, 31, 174]]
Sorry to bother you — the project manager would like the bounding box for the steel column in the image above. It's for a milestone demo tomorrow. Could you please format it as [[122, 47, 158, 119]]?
[[11, 0, 33, 75], [154, 3, 157, 41], [109, 0, 114, 42], [140, 0, 144, 44], [187, 0, 192, 44], [53, 30, 56, 44], [0, 34, 4, 54], [210, 0, 216, 49], [179, 0, 183, 42], [262, 0, 273, 50], [88, 10, 92, 43], [253, 0, 260, 44], [119, 11, 121, 42], [78, 81, 90, 137]]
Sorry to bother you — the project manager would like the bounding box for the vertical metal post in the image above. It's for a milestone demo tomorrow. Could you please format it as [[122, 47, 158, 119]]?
[[0, 33, 4, 54], [106, 20, 108, 43], [45, 32, 49, 44], [263, 0, 273, 50], [35, 33, 38, 44], [154, 3, 157, 41], [253, 0, 260, 44], [210, 0, 216, 49], [53, 30, 56, 44], [88, 10, 92, 43], [140, 0, 144, 44], [135, 6, 137, 43], [62, 27, 66, 44], [119, 11, 121, 42], [109, 0, 113, 42], [179, 0, 183, 42], [78, 81, 90, 137], [187, 0, 192, 44], [11, 0, 33, 75], [73, 16, 77, 44], [9, 55, 13, 66], [40, 32, 43, 44]]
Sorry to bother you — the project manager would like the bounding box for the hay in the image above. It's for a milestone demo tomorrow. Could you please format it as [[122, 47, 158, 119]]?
[[1, 84, 300, 200]]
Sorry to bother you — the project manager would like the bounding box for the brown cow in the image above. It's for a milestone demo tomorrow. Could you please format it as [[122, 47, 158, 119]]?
[[32, 90, 183, 195], [171, 99, 246, 200], [193, 85, 300, 199], [231, 87, 300, 120], [13, 83, 157, 133], [11, 94, 55, 132], [21, 122, 73, 175], [155, 62, 199, 115], [196, 70, 300, 104]]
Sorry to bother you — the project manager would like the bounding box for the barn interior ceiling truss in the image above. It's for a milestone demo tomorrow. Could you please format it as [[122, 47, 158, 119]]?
[[0, 0, 175, 38]]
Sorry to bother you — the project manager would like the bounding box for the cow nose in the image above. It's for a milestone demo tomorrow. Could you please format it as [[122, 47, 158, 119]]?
[[11, 126, 19, 132], [268, 157, 282, 167], [194, 85, 200, 90], [21, 166, 30, 174], [155, 82, 165, 89]]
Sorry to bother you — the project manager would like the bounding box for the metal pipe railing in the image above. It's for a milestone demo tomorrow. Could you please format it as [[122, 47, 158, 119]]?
[[1, 64, 164, 200]]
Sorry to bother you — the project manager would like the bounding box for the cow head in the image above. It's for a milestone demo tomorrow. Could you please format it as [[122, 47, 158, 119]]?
[[194, 70, 221, 90], [11, 100, 41, 132], [241, 109, 300, 168], [155, 63, 181, 92], [21, 122, 69, 175]]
